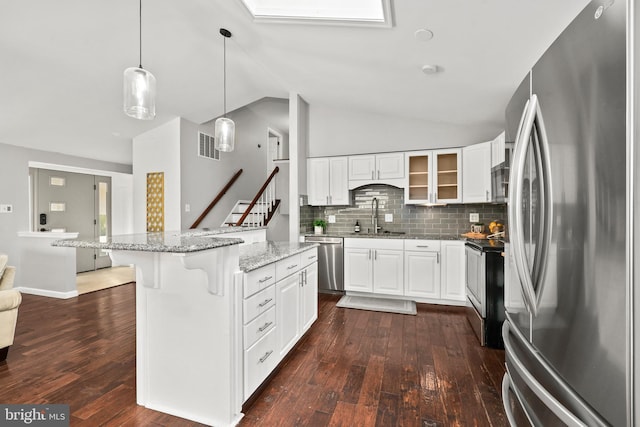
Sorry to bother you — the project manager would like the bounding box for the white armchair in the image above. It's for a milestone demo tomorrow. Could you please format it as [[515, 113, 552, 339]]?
[[0, 254, 21, 361]]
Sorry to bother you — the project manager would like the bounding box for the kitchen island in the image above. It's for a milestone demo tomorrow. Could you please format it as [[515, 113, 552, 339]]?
[[53, 231, 318, 427]]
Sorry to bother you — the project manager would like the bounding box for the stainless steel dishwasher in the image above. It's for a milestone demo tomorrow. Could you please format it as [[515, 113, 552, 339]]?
[[304, 236, 343, 293]]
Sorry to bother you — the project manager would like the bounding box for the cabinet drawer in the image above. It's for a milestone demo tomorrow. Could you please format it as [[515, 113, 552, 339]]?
[[404, 240, 441, 251], [244, 306, 276, 349], [244, 264, 276, 298], [245, 327, 278, 398], [344, 238, 404, 250], [243, 285, 276, 324], [300, 248, 318, 268], [275, 254, 302, 281]]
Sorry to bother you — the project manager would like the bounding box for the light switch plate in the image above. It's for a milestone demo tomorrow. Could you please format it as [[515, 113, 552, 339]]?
[[385, 213, 393, 222], [328, 215, 336, 223], [0, 204, 13, 213], [470, 213, 479, 222], [185, 204, 191, 212]]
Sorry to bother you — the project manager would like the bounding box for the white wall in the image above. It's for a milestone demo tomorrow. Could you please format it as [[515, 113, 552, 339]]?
[[289, 93, 309, 242], [132, 118, 182, 233], [180, 100, 289, 230], [307, 104, 494, 157]]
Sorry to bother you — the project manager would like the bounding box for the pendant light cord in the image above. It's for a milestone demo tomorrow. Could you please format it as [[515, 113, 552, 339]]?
[[223, 35, 227, 118], [139, 0, 143, 69]]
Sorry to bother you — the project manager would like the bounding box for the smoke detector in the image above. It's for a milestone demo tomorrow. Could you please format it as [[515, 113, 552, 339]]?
[[421, 64, 439, 75], [414, 28, 434, 41]]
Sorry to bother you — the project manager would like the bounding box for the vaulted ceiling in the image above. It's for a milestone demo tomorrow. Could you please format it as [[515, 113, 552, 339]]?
[[0, 0, 589, 165]]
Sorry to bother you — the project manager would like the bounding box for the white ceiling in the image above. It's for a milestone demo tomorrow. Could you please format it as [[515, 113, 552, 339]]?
[[0, 0, 590, 165]]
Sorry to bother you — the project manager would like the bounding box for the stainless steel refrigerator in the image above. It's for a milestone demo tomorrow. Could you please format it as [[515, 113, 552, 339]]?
[[502, 1, 639, 425]]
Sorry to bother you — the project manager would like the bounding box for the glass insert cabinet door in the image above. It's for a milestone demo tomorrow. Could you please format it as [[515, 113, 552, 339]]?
[[405, 149, 461, 204]]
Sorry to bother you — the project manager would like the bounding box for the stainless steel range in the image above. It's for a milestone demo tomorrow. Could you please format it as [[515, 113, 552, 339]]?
[[465, 239, 505, 349]]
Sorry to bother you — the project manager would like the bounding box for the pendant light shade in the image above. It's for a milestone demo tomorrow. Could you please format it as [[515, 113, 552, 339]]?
[[123, 0, 156, 120], [123, 67, 156, 120], [215, 117, 235, 152], [214, 28, 235, 152]]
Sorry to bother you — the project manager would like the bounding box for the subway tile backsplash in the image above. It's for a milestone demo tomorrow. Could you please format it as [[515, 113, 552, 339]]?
[[300, 184, 507, 236]]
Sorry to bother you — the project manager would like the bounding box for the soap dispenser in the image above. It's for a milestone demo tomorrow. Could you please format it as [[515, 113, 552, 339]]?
[[354, 220, 360, 233]]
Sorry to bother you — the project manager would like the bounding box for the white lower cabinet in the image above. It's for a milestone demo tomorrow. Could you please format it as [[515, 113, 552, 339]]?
[[301, 263, 318, 332], [404, 240, 441, 299], [244, 327, 278, 397], [344, 248, 374, 292], [276, 273, 301, 357], [440, 241, 466, 302], [344, 239, 404, 296], [344, 238, 467, 305], [242, 247, 318, 401], [373, 249, 404, 295]]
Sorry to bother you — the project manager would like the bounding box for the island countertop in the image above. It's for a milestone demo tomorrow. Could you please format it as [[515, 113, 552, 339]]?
[[239, 241, 319, 272], [51, 231, 243, 253]]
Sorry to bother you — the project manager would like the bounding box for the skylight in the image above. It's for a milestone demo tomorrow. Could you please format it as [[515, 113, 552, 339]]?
[[239, 0, 392, 27]]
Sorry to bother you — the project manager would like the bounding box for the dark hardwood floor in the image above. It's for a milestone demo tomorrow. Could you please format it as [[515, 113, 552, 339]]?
[[0, 284, 507, 426]]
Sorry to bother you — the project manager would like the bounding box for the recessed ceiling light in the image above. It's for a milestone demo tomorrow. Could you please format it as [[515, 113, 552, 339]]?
[[414, 29, 434, 41], [421, 65, 439, 75]]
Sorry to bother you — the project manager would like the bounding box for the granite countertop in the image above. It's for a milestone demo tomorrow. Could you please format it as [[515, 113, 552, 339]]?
[[181, 226, 266, 237], [304, 232, 463, 241], [51, 231, 244, 253], [239, 241, 319, 272]]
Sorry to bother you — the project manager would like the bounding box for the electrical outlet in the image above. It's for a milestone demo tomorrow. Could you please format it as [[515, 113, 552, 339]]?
[[385, 213, 393, 222], [0, 204, 13, 213], [328, 215, 336, 223], [470, 213, 479, 222]]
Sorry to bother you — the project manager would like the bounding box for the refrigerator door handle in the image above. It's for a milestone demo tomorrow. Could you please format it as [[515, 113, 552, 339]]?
[[509, 98, 540, 316], [503, 322, 588, 427], [508, 94, 553, 317], [530, 96, 553, 309]]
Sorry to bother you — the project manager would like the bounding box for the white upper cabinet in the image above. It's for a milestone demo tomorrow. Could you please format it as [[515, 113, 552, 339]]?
[[348, 155, 376, 181], [491, 131, 506, 168], [405, 149, 462, 204], [375, 153, 405, 180], [462, 141, 492, 203], [348, 153, 405, 189], [307, 157, 349, 206]]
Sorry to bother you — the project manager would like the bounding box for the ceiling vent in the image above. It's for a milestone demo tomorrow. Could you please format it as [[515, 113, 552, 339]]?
[[198, 131, 220, 161]]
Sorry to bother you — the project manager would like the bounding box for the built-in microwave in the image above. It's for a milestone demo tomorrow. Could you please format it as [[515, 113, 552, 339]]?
[[491, 142, 514, 203]]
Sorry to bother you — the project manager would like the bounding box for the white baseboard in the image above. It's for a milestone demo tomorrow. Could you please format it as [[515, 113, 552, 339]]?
[[15, 286, 78, 299]]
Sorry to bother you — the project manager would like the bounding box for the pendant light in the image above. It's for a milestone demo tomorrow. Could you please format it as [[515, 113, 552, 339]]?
[[123, 0, 156, 120], [215, 28, 235, 152]]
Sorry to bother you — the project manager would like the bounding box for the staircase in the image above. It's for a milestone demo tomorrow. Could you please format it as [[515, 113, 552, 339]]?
[[222, 166, 281, 228], [223, 199, 281, 227]]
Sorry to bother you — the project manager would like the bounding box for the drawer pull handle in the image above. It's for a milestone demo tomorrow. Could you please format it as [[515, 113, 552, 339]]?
[[416, 245, 430, 248], [258, 298, 273, 307], [287, 264, 298, 270], [308, 255, 316, 260], [258, 321, 273, 332], [258, 275, 273, 283], [259, 350, 273, 363]]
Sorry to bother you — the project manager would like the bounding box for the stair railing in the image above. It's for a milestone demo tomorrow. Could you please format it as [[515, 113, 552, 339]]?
[[236, 167, 280, 227], [190, 169, 243, 229]]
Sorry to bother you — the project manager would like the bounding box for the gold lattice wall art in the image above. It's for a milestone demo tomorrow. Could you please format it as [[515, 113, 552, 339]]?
[[146, 172, 165, 232]]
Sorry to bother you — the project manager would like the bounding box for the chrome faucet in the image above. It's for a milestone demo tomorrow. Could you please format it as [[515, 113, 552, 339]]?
[[371, 197, 379, 234]]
